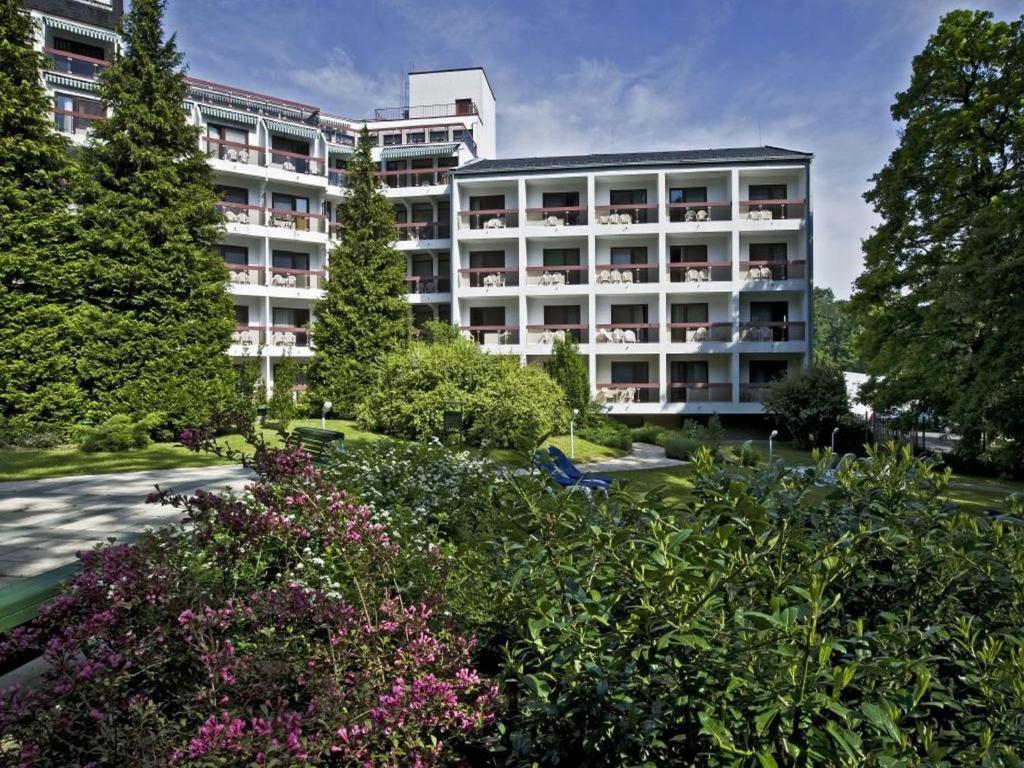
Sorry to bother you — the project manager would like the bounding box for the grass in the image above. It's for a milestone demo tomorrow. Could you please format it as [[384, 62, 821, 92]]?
[[486, 434, 624, 468]]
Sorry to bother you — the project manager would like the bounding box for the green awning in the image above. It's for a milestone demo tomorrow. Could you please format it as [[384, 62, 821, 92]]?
[[266, 119, 319, 140], [199, 104, 258, 127], [327, 143, 354, 155], [44, 72, 99, 93], [44, 17, 118, 44], [380, 143, 460, 160]]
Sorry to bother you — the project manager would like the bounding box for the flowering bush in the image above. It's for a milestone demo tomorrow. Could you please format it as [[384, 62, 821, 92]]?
[[0, 440, 497, 766]]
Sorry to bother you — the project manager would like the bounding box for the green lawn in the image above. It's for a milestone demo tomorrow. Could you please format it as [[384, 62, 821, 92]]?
[[486, 434, 624, 468]]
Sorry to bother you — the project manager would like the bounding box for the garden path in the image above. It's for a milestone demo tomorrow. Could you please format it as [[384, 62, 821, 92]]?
[[0, 465, 252, 583], [573, 442, 686, 473]]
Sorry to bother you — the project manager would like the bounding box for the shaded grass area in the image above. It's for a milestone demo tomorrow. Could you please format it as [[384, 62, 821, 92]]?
[[486, 434, 623, 468]]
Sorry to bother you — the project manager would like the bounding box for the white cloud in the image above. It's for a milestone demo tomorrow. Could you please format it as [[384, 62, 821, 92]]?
[[285, 49, 403, 119]]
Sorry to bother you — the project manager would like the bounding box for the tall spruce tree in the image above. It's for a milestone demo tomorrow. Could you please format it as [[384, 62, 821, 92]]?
[[851, 10, 1024, 459], [70, 0, 234, 431], [544, 335, 592, 421], [0, 0, 83, 439], [309, 127, 411, 415]]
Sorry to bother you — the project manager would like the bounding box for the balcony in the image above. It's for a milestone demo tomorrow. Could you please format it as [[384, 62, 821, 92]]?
[[267, 208, 327, 234], [269, 148, 322, 176], [458, 209, 519, 230], [524, 206, 588, 227], [374, 102, 478, 120], [226, 264, 264, 287], [217, 201, 262, 226], [739, 321, 806, 343], [204, 136, 262, 165], [397, 221, 450, 241], [525, 265, 587, 286], [269, 326, 309, 348], [270, 268, 324, 290], [376, 168, 450, 189], [594, 263, 658, 284], [740, 260, 806, 281], [406, 275, 451, 294], [457, 267, 518, 288], [595, 323, 659, 344], [668, 322, 733, 343], [459, 326, 519, 345], [669, 382, 732, 403], [327, 168, 347, 187], [232, 324, 263, 347], [740, 383, 772, 403], [526, 325, 588, 344], [739, 199, 806, 221], [594, 204, 658, 225], [666, 201, 731, 223], [595, 383, 658, 404], [43, 47, 109, 79], [668, 262, 733, 283]]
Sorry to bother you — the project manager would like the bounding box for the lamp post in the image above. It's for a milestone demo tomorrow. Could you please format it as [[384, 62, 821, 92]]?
[[831, 426, 840, 453], [321, 401, 332, 429], [769, 429, 778, 462], [570, 408, 579, 459]]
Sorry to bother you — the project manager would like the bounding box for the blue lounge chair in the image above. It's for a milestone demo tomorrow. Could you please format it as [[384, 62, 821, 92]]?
[[546, 446, 615, 485], [533, 452, 611, 493]]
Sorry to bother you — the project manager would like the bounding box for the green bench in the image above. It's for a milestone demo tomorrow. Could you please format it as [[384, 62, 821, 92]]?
[[287, 426, 345, 465], [0, 562, 83, 677]]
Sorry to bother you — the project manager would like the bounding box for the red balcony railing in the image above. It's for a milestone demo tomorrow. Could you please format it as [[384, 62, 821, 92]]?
[[232, 324, 263, 346], [457, 267, 518, 288], [669, 382, 732, 403], [594, 203, 658, 225], [525, 264, 587, 286], [53, 108, 103, 135], [668, 322, 733, 343], [226, 263, 264, 286], [524, 206, 587, 227], [270, 267, 325, 290], [740, 260, 806, 281], [668, 262, 733, 283], [459, 325, 519, 345], [267, 208, 327, 234], [376, 168, 450, 188], [595, 323, 659, 344], [595, 263, 658, 284], [666, 201, 731, 223], [374, 102, 478, 120], [269, 325, 310, 347], [739, 198, 806, 220], [204, 136, 262, 165], [397, 221, 450, 241], [43, 47, 109, 79], [405, 275, 452, 294], [458, 208, 519, 230], [739, 321, 806, 342], [269, 148, 322, 176], [216, 201, 262, 225], [526, 324, 588, 344], [740, 383, 773, 403], [596, 383, 658, 404]]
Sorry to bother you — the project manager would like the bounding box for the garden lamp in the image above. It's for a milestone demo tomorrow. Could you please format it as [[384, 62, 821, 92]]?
[[321, 401, 332, 429], [832, 426, 840, 453], [570, 408, 579, 459], [769, 429, 778, 461]]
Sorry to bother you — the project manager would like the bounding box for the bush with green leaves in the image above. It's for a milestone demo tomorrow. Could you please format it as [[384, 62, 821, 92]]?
[[489, 444, 1024, 765], [764, 364, 850, 449], [78, 414, 158, 453], [543, 335, 592, 420], [662, 417, 725, 460], [266, 355, 300, 427], [629, 423, 667, 445], [470, 365, 568, 449], [577, 414, 633, 452]]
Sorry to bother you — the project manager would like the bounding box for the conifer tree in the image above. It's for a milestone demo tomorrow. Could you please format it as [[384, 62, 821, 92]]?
[[70, 0, 234, 431], [0, 0, 83, 439], [309, 127, 411, 415], [544, 335, 592, 421]]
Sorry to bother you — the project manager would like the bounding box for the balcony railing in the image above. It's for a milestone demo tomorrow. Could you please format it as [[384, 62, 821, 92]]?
[[458, 209, 519, 230], [740, 260, 806, 281], [524, 206, 587, 227], [596, 383, 658, 404], [267, 208, 327, 234], [666, 201, 731, 223], [595, 323, 659, 344], [457, 267, 518, 288], [405, 275, 451, 294], [204, 136, 262, 165], [739, 321, 806, 342], [739, 198, 806, 221], [594, 203, 658, 225], [668, 322, 733, 343], [217, 201, 262, 225], [43, 47, 110, 79], [459, 325, 518, 345], [668, 262, 733, 283], [526, 324, 588, 344], [669, 382, 732, 403], [232, 324, 263, 347], [269, 325, 309, 347], [226, 263, 264, 287], [376, 168, 450, 188], [269, 148, 321, 175], [53, 108, 102, 135], [595, 263, 658, 284], [270, 268, 325, 290], [525, 265, 587, 286], [397, 221, 450, 241], [740, 383, 772, 403], [374, 102, 478, 120], [327, 168, 347, 187]]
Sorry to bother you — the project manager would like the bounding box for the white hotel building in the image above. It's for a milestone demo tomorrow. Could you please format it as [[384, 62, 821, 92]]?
[[26, 0, 813, 421]]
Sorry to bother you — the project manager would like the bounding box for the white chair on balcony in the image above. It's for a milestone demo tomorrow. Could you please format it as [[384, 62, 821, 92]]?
[[282, 160, 296, 172], [622, 329, 637, 344], [618, 387, 637, 404], [553, 330, 566, 343], [621, 270, 634, 284], [696, 209, 709, 221], [230, 331, 242, 344], [608, 213, 620, 225], [484, 217, 505, 229], [610, 269, 623, 284], [240, 331, 258, 346], [597, 270, 612, 284], [283, 332, 297, 347], [460, 330, 474, 342], [273, 215, 295, 230], [540, 329, 554, 344], [597, 214, 610, 225], [618, 212, 632, 225], [612, 328, 626, 344], [759, 266, 774, 280], [691, 326, 709, 343], [271, 331, 285, 346], [747, 267, 762, 280], [546, 215, 562, 227], [551, 272, 566, 286], [684, 209, 697, 222], [271, 273, 287, 287]]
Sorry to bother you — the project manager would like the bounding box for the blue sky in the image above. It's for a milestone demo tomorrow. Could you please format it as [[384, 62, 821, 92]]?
[[165, 0, 1021, 297]]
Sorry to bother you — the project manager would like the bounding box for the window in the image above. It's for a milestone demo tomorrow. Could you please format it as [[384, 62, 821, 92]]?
[[610, 247, 647, 265], [469, 306, 505, 326], [455, 98, 474, 115], [216, 185, 249, 205], [610, 304, 649, 324], [671, 361, 709, 383], [543, 248, 580, 267], [671, 303, 709, 323], [750, 301, 788, 323], [271, 193, 309, 214], [437, 202, 451, 237], [669, 244, 708, 263], [470, 194, 504, 211], [217, 244, 248, 265], [234, 305, 249, 325], [393, 204, 409, 225], [453, 127, 473, 142], [470, 250, 504, 269], [749, 360, 788, 383], [365, 133, 380, 147], [542, 191, 580, 209], [411, 255, 434, 278], [610, 189, 647, 205], [53, 92, 103, 134], [207, 123, 248, 159], [611, 361, 649, 384], [669, 187, 707, 204], [429, 128, 448, 143], [438, 304, 452, 323], [272, 251, 309, 270], [748, 184, 787, 201], [412, 306, 435, 328], [749, 243, 787, 261], [270, 136, 311, 173], [272, 307, 309, 327], [407, 131, 425, 144], [411, 202, 434, 224], [53, 36, 107, 61], [383, 133, 402, 145]]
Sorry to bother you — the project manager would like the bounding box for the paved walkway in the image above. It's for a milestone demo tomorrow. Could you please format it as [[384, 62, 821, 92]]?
[[575, 442, 686, 473], [0, 465, 252, 582]]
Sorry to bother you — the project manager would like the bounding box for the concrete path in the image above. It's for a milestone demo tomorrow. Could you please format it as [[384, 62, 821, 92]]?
[[0, 465, 253, 582], [575, 442, 686, 473]]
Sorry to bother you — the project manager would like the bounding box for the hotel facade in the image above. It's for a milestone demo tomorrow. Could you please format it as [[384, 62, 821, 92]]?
[[25, 0, 813, 420]]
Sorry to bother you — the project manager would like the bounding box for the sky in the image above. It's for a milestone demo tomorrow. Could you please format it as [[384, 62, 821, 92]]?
[[165, 0, 1021, 298]]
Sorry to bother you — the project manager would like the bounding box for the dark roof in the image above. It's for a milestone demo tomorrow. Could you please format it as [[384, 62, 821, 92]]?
[[453, 146, 811, 176]]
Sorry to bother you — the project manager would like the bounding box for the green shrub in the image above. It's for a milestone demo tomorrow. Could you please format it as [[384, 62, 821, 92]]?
[[764, 364, 850, 449], [577, 415, 632, 452], [662, 431, 702, 460], [726, 439, 762, 467], [266, 355, 300, 427], [661, 417, 725, 460], [79, 414, 155, 452], [470, 365, 569, 449], [629, 423, 666, 445], [543, 335, 591, 419]]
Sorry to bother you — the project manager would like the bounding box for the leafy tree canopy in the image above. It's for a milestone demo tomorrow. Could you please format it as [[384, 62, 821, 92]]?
[[812, 287, 862, 372]]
